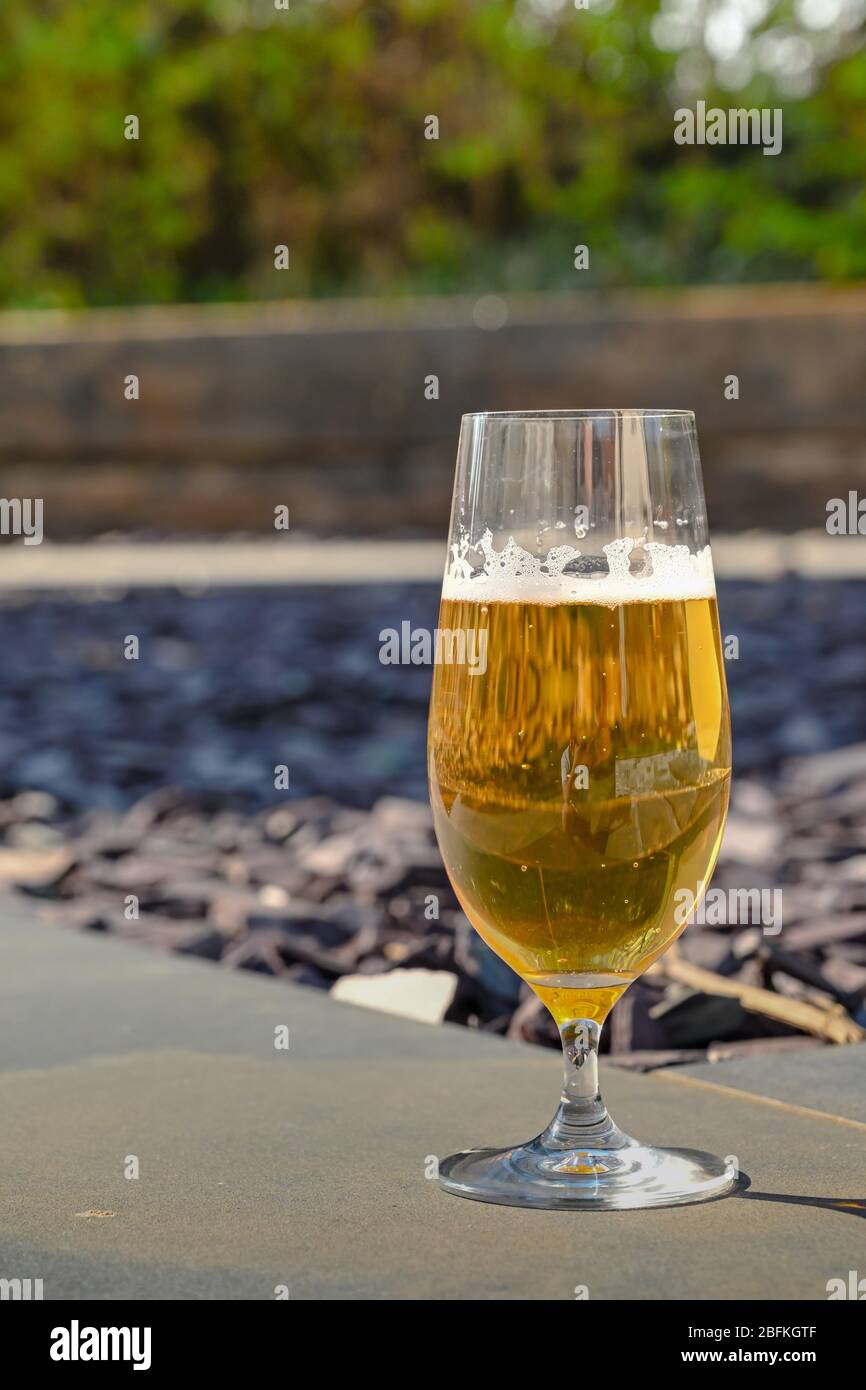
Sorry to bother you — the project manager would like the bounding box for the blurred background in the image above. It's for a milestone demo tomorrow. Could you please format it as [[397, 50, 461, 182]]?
[[1, 0, 865, 1060]]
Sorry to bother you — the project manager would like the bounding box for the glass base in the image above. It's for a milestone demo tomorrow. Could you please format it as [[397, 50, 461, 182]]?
[[439, 1018, 737, 1211], [440, 1127, 737, 1210]]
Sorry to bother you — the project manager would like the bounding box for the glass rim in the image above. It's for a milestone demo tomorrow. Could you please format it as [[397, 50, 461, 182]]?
[[462, 408, 695, 422]]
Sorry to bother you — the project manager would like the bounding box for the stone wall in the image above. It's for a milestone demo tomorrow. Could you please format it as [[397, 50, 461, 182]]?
[[0, 285, 864, 536]]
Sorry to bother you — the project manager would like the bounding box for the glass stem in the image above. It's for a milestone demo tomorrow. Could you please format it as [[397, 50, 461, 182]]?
[[542, 1019, 626, 1152]]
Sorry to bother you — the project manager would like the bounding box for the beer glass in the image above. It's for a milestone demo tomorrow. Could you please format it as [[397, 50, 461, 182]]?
[[428, 409, 734, 1208]]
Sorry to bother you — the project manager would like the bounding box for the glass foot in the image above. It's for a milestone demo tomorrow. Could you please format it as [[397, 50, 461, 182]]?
[[439, 1018, 738, 1210], [439, 1129, 737, 1210]]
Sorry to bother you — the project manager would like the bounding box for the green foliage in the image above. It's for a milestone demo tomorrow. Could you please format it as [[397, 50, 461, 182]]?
[[0, 0, 864, 306]]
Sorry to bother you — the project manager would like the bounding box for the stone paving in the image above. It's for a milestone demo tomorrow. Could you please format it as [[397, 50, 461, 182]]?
[[1, 913, 863, 1300]]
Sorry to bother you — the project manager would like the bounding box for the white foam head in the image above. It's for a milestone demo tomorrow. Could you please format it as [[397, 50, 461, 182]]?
[[442, 531, 716, 606]]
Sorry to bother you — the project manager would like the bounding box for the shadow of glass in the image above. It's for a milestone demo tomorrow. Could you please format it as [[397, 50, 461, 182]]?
[[734, 1174, 866, 1219]]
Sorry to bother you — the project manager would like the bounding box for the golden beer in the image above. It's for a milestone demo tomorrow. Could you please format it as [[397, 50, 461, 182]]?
[[429, 591, 731, 1026]]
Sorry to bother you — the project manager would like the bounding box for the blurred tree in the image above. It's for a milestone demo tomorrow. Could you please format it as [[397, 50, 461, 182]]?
[[0, 0, 863, 306]]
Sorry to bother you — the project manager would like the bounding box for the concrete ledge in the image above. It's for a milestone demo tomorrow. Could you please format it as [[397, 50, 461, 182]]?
[[0, 911, 864, 1300], [0, 532, 864, 590]]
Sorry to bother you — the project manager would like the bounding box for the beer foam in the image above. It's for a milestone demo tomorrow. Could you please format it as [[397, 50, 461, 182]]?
[[442, 531, 716, 605]]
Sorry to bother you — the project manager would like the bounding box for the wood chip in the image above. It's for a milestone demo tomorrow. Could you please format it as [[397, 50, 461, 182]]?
[[654, 957, 865, 1045], [784, 915, 866, 950]]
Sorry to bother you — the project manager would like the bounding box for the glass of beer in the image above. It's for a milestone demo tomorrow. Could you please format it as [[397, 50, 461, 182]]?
[[428, 409, 734, 1209]]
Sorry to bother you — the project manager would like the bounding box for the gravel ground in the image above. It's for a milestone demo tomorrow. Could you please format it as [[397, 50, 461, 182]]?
[[1, 576, 865, 1065]]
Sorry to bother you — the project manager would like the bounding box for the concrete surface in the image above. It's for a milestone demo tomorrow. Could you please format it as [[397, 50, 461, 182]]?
[[679, 1046, 866, 1125], [0, 533, 865, 591], [0, 910, 863, 1300]]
